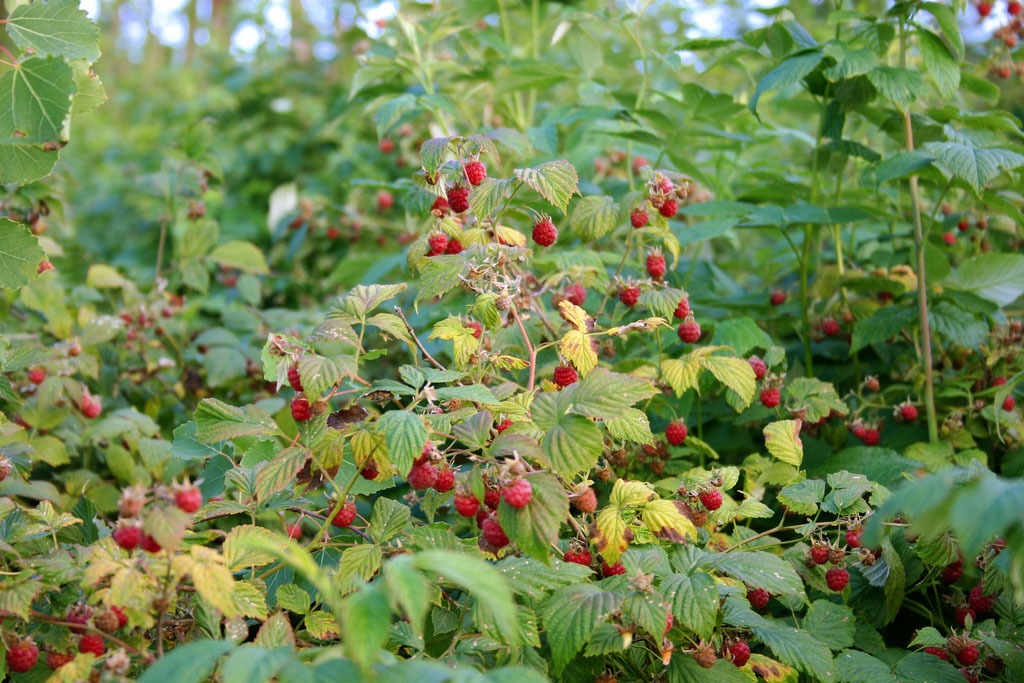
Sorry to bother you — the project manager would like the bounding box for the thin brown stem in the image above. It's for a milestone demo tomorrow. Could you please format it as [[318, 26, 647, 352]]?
[[511, 308, 537, 391], [28, 611, 151, 661], [394, 306, 446, 370]]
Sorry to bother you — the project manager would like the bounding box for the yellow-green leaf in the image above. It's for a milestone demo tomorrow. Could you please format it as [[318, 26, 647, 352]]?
[[764, 420, 804, 466]]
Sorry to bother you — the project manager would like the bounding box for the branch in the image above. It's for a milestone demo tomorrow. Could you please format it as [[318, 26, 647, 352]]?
[[394, 306, 446, 370]]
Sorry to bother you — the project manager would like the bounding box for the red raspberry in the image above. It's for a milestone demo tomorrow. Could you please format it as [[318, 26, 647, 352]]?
[[619, 286, 640, 307], [66, 604, 92, 634], [699, 488, 723, 511], [760, 388, 781, 408], [553, 365, 579, 387], [496, 418, 513, 434], [632, 156, 649, 171], [665, 420, 688, 445], [465, 161, 487, 186], [943, 232, 956, 245], [360, 460, 378, 480], [961, 669, 979, 683], [433, 468, 455, 492], [81, 393, 102, 419], [977, 1, 992, 16], [475, 508, 487, 526], [810, 545, 829, 565], [601, 561, 626, 577], [37, 259, 54, 274], [415, 445, 434, 468], [958, 646, 980, 666], [845, 529, 862, 548], [659, 199, 678, 218], [93, 609, 120, 633], [454, 494, 479, 517], [729, 640, 751, 667], [445, 237, 463, 254], [331, 500, 357, 527], [28, 367, 45, 384], [747, 587, 769, 609], [286, 523, 302, 539], [1010, 0, 1022, 14], [574, 487, 597, 513], [900, 405, 918, 422], [646, 252, 666, 279], [969, 584, 995, 613], [287, 364, 303, 392], [485, 488, 501, 509], [673, 297, 690, 319], [481, 515, 509, 548], [291, 397, 313, 422], [141, 532, 162, 554], [46, 652, 73, 670], [770, 290, 786, 306], [564, 548, 592, 566], [6, 640, 38, 673], [821, 318, 840, 336], [677, 319, 701, 343], [111, 605, 128, 629], [408, 463, 439, 490], [326, 226, 340, 240], [464, 321, 482, 339], [379, 139, 394, 153], [447, 186, 470, 213], [957, 218, 970, 231], [174, 486, 203, 514], [748, 356, 767, 380], [860, 428, 880, 446], [942, 560, 964, 584], [1003, 396, 1016, 411], [502, 479, 533, 508], [113, 522, 141, 551], [79, 634, 105, 656], [956, 605, 977, 626], [825, 567, 849, 591], [923, 647, 948, 660], [431, 196, 450, 215], [532, 218, 557, 247], [428, 233, 449, 256], [566, 282, 587, 306], [630, 208, 649, 228], [993, 376, 1008, 387], [376, 190, 393, 211]]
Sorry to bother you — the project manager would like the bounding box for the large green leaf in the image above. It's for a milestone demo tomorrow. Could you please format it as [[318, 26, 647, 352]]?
[[541, 414, 604, 476], [803, 600, 855, 651], [343, 583, 390, 671], [867, 66, 925, 110], [497, 473, 569, 563], [376, 410, 427, 476], [0, 219, 44, 288], [571, 367, 658, 419], [254, 447, 309, 500], [193, 399, 281, 443], [749, 49, 823, 114], [513, 160, 579, 214], [924, 139, 1024, 194], [0, 57, 75, 144], [662, 571, 718, 639], [6, 0, 100, 61], [542, 584, 622, 673], [138, 640, 236, 683], [0, 143, 57, 184], [916, 29, 959, 99], [953, 253, 1024, 307], [569, 195, 619, 242], [699, 552, 804, 595]]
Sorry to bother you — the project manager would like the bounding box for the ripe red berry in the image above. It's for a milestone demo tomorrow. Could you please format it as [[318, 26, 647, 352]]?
[[113, 522, 141, 551], [111, 606, 128, 629], [447, 186, 470, 213], [502, 479, 533, 508], [326, 226, 340, 240], [958, 218, 970, 232], [630, 208, 649, 228], [464, 321, 482, 339], [602, 561, 626, 577], [678, 319, 701, 343], [532, 218, 557, 247], [900, 405, 918, 422], [431, 196, 450, 215], [977, 1, 992, 16], [566, 282, 587, 306], [287, 365, 303, 392], [6, 640, 38, 673], [860, 428, 880, 446], [175, 486, 203, 514], [564, 548, 592, 566], [673, 297, 690, 319], [923, 647, 948, 660], [46, 652, 73, 670], [454, 494, 479, 517], [360, 460, 378, 480], [331, 500, 357, 527], [993, 376, 1008, 387], [496, 418, 513, 434], [434, 468, 455, 492], [379, 139, 394, 153], [943, 232, 956, 245], [291, 397, 313, 422], [445, 237, 463, 254], [79, 634, 105, 656], [481, 515, 509, 548], [376, 190, 393, 211], [646, 252, 666, 279], [286, 523, 302, 539], [969, 584, 995, 613], [485, 488, 501, 509], [574, 487, 598, 513], [665, 421, 688, 446], [942, 560, 964, 584], [141, 532, 162, 553], [825, 567, 850, 591], [659, 199, 678, 218], [699, 488, 723, 511], [770, 290, 786, 306], [465, 160, 487, 186], [553, 365, 579, 387], [821, 318, 840, 337], [619, 286, 640, 307], [428, 233, 449, 256], [729, 640, 751, 667], [81, 393, 102, 419], [408, 463, 439, 490], [747, 587, 769, 609], [1003, 396, 1016, 411], [1010, 0, 1022, 14], [760, 388, 781, 408], [810, 545, 829, 565], [748, 356, 767, 380], [956, 605, 977, 627], [958, 646, 980, 666], [28, 367, 45, 384], [845, 529, 862, 548]]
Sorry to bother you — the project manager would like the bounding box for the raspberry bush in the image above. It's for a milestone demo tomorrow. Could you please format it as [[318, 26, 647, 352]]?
[[1, 1, 1024, 681]]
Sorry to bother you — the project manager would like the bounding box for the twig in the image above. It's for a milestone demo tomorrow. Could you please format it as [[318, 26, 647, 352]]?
[[511, 308, 537, 391], [28, 610, 151, 661], [394, 306, 446, 370]]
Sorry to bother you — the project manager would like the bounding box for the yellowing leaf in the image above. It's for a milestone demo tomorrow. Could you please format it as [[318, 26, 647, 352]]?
[[428, 316, 481, 367], [764, 420, 804, 466], [494, 224, 526, 247], [642, 499, 697, 543], [558, 300, 589, 332], [661, 357, 702, 397], [590, 507, 631, 564], [700, 355, 756, 408], [561, 329, 598, 376], [609, 478, 655, 508], [179, 545, 237, 618]]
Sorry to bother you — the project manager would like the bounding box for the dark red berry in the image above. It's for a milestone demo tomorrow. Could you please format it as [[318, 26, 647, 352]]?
[[379, 139, 394, 153], [969, 584, 995, 613], [956, 605, 976, 627], [659, 199, 678, 218], [770, 290, 786, 306], [66, 604, 92, 634], [564, 548, 592, 566], [845, 529, 862, 548], [810, 545, 829, 565], [748, 356, 767, 380], [454, 494, 479, 517], [619, 286, 640, 307], [408, 463, 439, 490], [630, 208, 649, 228], [923, 647, 948, 660], [111, 605, 128, 629], [532, 218, 557, 247], [174, 486, 202, 514], [28, 367, 45, 384], [760, 388, 781, 408], [646, 252, 666, 279], [291, 397, 313, 422], [977, 1, 992, 16], [1003, 396, 1016, 411], [376, 191, 393, 211], [79, 634, 105, 656], [6, 640, 38, 673], [286, 524, 302, 539], [665, 421, 688, 445], [821, 318, 840, 337], [699, 488, 723, 511], [287, 365, 303, 392], [747, 587, 769, 609], [553, 365, 579, 388], [729, 640, 751, 667], [481, 515, 509, 548], [826, 567, 850, 591], [360, 460, 378, 480], [502, 479, 532, 508], [958, 646, 980, 666], [445, 237, 463, 254], [464, 321, 482, 339], [860, 428, 880, 446], [942, 560, 964, 584], [141, 533, 162, 553], [943, 232, 956, 245], [673, 298, 690, 319], [900, 404, 918, 422], [485, 488, 500, 509], [496, 418, 513, 434], [602, 561, 626, 577], [428, 233, 449, 256], [113, 522, 141, 551], [433, 468, 455, 492], [566, 282, 587, 307], [678, 319, 701, 343], [431, 196, 450, 215], [447, 187, 470, 213], [331, 500, 357, 527], [465, 161, 486, 186]]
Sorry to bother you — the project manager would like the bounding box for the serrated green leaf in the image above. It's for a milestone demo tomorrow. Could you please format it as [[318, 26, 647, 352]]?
[[513, 160, 579, 214], [193, 399, 281, 443], [497, 473, 568, 563], [0, 219, 44, 288], [764, 420, 804, 466], [542, 584, 621, 673], [0, 57, 74, 144], [376, 411, 427, 476], [6, 0, 100, 61], [569, 195, 619, 242], [750, 49, 823, 114]]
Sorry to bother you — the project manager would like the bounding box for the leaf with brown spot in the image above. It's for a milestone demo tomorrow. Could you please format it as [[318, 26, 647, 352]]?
[[327, 404, 369, 430]]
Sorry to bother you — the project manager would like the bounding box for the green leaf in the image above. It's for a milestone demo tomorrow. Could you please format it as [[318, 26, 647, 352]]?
[[343, 583, 390, 671], [834, 650, 898, 683], [764, 420, 804, 466], [860, 150, 935, 187], [622, 590, 669, 640], [700, 355, 756, 408], [699, 552, 804, 595], [851, 306, 917, 353], [822, 42, 877, 81], [668, 656, 751, 683], [892, 652, 964, 682], [541, 414, 604, 476], [778, 479, 826, 515], [867, 66, 925, 110], [369, 496, 411, 543], [468, 177, 514, 222], [193, 399, 281, 443], [572, 367, 658, 419], [953, 253, 1024, 307], [513, 160, 579, 214], [274, 584, 311, 615], [804, 600, 855, 651], [255, 447, 308, 500], [138, 640, 236, 683], [209, 241, 269, 275], [376, 410, 427, 476], [923, 139, 1024, 194], [6, 0, 99, 61], [415, 256, 467, 304], [143, 505, 191, 550], [916, 29, 959, 99], [0, 143, 57, 184], [662, 571, 718, 639], [0, 219, 44, 288], [921, 2, 964, 60], [297, 354, 357, 399], [70, 58, 105, 115], [881, 537, 905, 624], [427, 316, 481, 367], [749, 49, 823, 114], [497, 473, 568, 563], [604, 408, 655, 445], [569, 195, 619, 242], [542, 584, 622, 673], [0, 57, 74, 144]]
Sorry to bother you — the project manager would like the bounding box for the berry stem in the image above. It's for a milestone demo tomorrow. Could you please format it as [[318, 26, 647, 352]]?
[[596, 229, 635, 316], [27, 611, 150, 661], [394, 306, 446, 371], [511, 308, 537, 391]]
